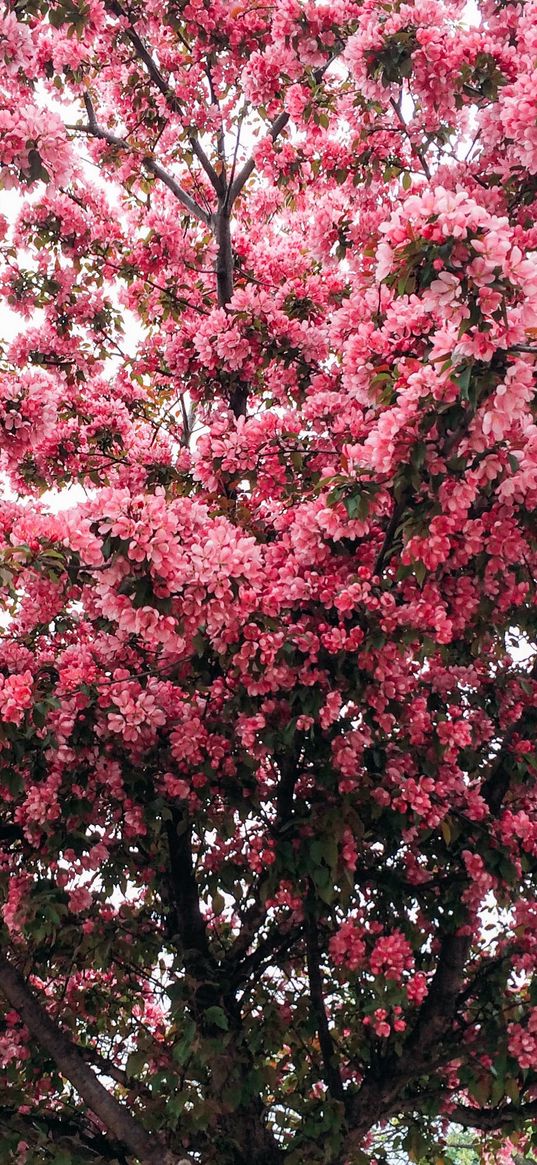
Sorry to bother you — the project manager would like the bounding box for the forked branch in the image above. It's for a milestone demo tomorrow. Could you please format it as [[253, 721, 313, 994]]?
[[0, 957, 185, 1165], [66, 97, 210, 224]]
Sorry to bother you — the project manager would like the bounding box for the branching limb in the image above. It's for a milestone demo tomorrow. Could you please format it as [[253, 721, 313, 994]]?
[[221, 873, 273, 968], [0, 1103, 132, 1163], [401, 933, 471, 1064], [205, 58, 226, 175], [0, 956, 183, 1165], [80, 1045, 152, 1098], [214, 202, 235, 310], [163, 817, 283, 1164], [66, 101, 210, 224], [105, 0, 225, 196], [228, 45, 345, 207], [374, 492, 409, 576], [0, 822, 23, 844], [450, 1100, 537, 1131], [305, 889, 346, 1106], [229, 918, 300, 991], [165, 812, 215, 980], [390, 94, 432, 180], [225, 753, 300, 969], [228, 110, 290, 206], [344, 932, 471, 1148], [481, 658, 537, 813]]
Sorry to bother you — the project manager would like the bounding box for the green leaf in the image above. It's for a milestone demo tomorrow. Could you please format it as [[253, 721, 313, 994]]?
[[212, 890, 226, 915], [26, 147, 50, 185], [204, 1006, 229, 1030], [172, 1017, 197, 1065], [410, 441, 427, 470], [453, 361, 473, 400], [440, 818, 452, 846]]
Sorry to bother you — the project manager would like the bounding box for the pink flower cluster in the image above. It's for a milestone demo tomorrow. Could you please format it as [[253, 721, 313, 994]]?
[[370, 931, 415, 981], [0, 670, 33, 726], [363, 1005, 407, 1037], [508, 1010, 537, 1069], [0, 103, 72, 188], [329, 919, 367, 971]]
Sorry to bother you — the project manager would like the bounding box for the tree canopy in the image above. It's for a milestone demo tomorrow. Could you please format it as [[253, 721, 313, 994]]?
[[0, 0, 536, 1163]]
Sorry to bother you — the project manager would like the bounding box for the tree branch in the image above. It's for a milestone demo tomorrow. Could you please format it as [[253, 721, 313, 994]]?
[[225, 753, 301, 970], [449, 1100, 537, 1131], [305, 890, 346, 1106], [389, 95, 432, 180], [481, 659, 537, 814], [374, 492, 409, 576], [165, 813, 214, 970], [402, 933, 471, 1063], [105, 0, 225, 196], [67, 109, 210, 224], [344, 932, 471, 1148], [163, 818, 283, 1165], [0, 822, 23, 844], [228, 45, 345, 207], [0, 1103, 131, 1164], [230, 920, 299, 992], [206, 59, 226, 174], [229, 110, 290, 206], [165, 811, 231, 1027], [221, 873, 272, 968], [80, 1044, 152, 1099], [214, 202, 234, 309], [0, 957, 182, 1165]]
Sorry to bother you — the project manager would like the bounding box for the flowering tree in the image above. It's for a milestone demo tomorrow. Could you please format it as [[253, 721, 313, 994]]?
[[0, 0, 536, 1162]]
